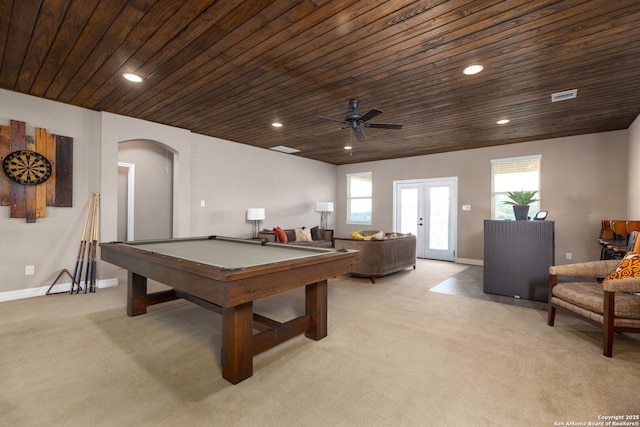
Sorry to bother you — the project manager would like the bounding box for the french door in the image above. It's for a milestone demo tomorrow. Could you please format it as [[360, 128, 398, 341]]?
[[394, 177, 457, 261]]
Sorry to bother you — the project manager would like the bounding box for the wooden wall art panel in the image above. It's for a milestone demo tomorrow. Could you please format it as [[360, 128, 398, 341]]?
[[0, 120, 73, 223]]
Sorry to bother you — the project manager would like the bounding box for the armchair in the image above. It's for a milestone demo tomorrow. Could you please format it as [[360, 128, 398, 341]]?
[[547, 251, 640, 356]]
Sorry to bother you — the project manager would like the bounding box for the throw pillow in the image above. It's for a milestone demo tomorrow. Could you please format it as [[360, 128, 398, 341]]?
[[352, 230, 383, 240], [295, 228, 312, 242], [602, 253, 640, 284], [273, 227, 288, 243], [309, 226, 321, 241], [371, 231, 384, 240]]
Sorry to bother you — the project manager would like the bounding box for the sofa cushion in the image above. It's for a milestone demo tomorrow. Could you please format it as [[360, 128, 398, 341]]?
[[552, 281, 640, 319], [284, 229, 296, 242]]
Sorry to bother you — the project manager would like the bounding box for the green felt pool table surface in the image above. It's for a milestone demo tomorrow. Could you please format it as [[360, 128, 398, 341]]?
[[125, 236, 334, 270]]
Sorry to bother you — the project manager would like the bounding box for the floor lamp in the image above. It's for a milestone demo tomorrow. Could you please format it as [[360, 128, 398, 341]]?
[[315, 202, 334, 229], [247, 208, 265, 238]]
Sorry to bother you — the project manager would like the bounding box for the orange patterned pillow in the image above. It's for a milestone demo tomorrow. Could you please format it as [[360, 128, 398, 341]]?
[[602, 253, 640, 284], [273, 227, 287, 243]]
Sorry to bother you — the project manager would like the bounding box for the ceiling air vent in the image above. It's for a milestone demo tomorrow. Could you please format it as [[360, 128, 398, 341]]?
[[270, 145, 300, 154], [551, 89, 577, 102]]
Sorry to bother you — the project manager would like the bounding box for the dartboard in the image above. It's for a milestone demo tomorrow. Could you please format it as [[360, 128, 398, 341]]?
[[2, 150, 53, 185]]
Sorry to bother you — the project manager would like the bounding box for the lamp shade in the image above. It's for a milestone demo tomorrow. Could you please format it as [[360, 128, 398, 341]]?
[[247, 208, 265, 220], [315, 202, 334, 212]]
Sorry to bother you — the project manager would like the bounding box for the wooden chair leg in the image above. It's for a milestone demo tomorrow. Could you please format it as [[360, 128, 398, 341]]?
[[548, 275, 557, 326], [547, 305, 556, 326], [603, 291, 615, 357]]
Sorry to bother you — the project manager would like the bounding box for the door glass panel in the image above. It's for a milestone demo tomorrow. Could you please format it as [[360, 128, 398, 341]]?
[[399, 187, 419, 235], [429, 186, 450, 250]]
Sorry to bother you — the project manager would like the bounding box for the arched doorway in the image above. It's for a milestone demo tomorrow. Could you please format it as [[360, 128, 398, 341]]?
[[117, 140, 175, 241]]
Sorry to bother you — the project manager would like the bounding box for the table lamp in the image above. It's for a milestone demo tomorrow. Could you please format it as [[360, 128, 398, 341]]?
[[247, 208, 265, 238], [315, 202, 334, 229]]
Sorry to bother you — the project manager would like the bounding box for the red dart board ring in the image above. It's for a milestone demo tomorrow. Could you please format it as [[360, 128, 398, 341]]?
[[2, 150, 53, 185]]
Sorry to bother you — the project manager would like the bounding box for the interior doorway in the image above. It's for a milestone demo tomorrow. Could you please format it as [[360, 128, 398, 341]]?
[[117, 140, 174, 241], [117, 162, 135, 241], [394, 177, 458, 261]]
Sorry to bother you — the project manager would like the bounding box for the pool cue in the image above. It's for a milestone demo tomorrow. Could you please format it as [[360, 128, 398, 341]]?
[[70, 196, 92, 294], [84, 194, 98, 293], [89, 194, 100, 292], [84, 194, 95, 294]]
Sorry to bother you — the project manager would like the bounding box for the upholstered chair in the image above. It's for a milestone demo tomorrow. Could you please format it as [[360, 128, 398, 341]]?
[[547, 236, 640, 356]]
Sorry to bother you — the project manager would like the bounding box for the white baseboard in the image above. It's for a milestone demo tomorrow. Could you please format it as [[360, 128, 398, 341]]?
[[455, 258, 483, 266], [0, 278, 119, 302]]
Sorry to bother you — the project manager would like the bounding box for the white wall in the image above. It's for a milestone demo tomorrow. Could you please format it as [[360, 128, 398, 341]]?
[[628, 115, 640, 218], [336, 131, 629, 264], [0, 89, 102, 297], [189, 133, 337, 238], [0, 90, 337, 299], [101, 112, 192, 242]]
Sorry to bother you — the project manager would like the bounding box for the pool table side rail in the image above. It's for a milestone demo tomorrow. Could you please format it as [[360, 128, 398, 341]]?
[[100, 240, 358, 308]]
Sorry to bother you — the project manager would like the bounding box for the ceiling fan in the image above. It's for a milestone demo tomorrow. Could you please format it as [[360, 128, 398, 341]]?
[[318, 99, 403, 142]]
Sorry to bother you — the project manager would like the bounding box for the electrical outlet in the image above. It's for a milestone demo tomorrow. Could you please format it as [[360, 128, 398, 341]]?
[[462, 205, 471, 211], [25, 265, 35, 275], [200, 200, 206, 207], [566, 252, 572, 260]]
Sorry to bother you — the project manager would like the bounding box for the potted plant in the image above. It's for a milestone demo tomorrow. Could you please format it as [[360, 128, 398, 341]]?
[[503, 191, 539, 221]]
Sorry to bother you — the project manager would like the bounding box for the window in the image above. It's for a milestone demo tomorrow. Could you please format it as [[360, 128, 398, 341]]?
[[491, 155, 541, 220], [347, 172, 372, 224]]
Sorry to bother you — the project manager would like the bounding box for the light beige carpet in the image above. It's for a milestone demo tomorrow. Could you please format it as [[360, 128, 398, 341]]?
[[1, 259, 638, 426]]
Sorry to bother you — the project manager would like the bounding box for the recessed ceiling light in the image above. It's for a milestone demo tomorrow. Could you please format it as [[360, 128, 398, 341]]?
[[463, 64, 483, 75], [496, 119, 510, 125], [123, 73, 143, 82], [271, 122, 283, 128]]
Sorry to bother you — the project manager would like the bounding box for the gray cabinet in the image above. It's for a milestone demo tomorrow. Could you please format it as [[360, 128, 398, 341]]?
[[483, 220, 554, 302]]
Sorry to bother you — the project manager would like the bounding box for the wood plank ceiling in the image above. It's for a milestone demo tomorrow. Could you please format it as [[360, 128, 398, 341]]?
[[1, 0, 639, 165]]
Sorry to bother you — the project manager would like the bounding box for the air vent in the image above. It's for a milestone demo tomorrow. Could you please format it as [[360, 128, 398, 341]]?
[[551, 89, 577, 102], [270, 145, 300, 154]]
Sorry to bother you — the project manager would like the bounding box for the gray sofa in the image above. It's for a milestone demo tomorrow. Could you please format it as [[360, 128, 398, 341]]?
[[333, 232, 416, 283], [258, 227, 334, 248]]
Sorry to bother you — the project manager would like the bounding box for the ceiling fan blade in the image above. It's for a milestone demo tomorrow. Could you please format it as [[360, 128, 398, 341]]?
[[365, 123, 403, 130], [317, 115, 346, 123], [353, 126, 367, 142], [358, 108, 382, 123]]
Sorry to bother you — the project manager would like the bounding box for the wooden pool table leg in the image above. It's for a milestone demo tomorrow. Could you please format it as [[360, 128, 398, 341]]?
[[305, 280, 328, 340], [221, 301, 254, 384], [127, 272, 147, 316]]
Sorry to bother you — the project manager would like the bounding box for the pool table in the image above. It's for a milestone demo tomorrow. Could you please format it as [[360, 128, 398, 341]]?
[[100, 236, 358, 384]]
